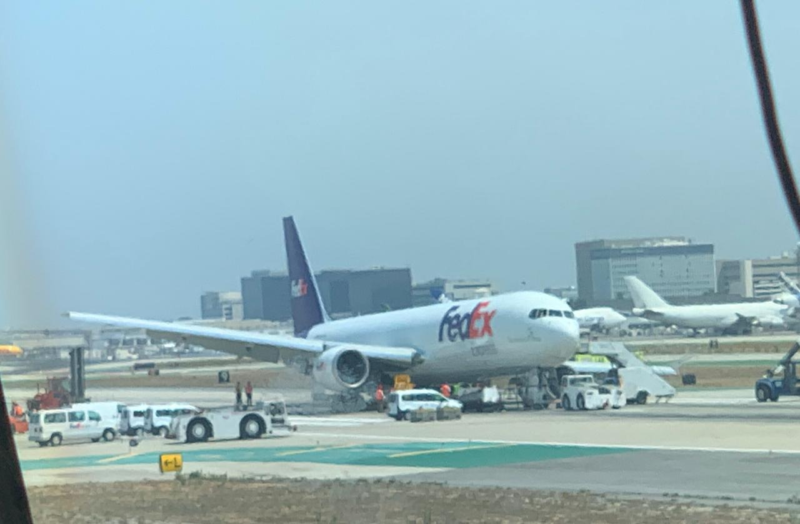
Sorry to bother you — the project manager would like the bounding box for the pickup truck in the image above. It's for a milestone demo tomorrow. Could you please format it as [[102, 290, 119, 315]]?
[[560, 375, 625, 411], [456, 385, 503, 412]]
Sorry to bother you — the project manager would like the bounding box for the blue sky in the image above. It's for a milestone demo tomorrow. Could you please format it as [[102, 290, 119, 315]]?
[[1, 2, 799, 326]]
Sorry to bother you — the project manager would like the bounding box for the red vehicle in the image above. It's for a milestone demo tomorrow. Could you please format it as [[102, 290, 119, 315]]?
[[27, 377, 71, 412]]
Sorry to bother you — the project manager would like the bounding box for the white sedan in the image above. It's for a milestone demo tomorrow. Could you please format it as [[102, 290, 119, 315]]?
[[387, 389, 463, 420]]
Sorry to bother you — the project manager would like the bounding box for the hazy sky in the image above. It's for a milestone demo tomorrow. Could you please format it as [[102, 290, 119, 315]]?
[[1, 2, 799, 326]]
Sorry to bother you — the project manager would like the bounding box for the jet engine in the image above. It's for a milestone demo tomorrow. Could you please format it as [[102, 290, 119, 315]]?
[[312, 346, 370, 392], [759, 315, 786, 328]]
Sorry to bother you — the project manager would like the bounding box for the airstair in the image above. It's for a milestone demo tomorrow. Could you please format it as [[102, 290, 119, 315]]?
[[584, 341, 676, 403]]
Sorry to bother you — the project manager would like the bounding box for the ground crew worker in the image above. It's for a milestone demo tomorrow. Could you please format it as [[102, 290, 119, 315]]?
[[440, 383, 451, 398], [245, 381, 254, 407], [235, 382, 243, 408], [10, 402, 23, 418], [375, 384, 386, 412], [451, 383, 460, 398]]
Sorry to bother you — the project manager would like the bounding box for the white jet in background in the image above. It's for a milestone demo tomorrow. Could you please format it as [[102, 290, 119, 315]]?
[[574, 307, 627, 331], [624, 276, 790, 333]]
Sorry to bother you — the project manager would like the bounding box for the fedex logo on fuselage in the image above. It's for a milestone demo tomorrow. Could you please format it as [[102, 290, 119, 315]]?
[[438, 301, 497, 342]]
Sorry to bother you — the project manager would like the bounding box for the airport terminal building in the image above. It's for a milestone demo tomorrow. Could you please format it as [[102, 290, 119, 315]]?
[[241, 268, 413, 321], [717, 251, 800, 300], [576, 237, 716, 307]]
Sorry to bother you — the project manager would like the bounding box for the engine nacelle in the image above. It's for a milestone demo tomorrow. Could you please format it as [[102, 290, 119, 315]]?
[[759, 315, 785, 328], [312, 346, 370, 392]]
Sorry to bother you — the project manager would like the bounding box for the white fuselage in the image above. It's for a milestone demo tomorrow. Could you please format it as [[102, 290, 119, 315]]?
[[574, 307, 627, 330], [307, 291, 580, 383], [634, 301, 789, 330], [775, 292, 800, 309]]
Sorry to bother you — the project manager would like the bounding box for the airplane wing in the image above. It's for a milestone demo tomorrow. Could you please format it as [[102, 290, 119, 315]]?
[[563, 360, 683, 377], [562, 361, 612, 374], [734, 313, 758, 326], [648, 365, 679, 377], [66, 312, 420, 368]]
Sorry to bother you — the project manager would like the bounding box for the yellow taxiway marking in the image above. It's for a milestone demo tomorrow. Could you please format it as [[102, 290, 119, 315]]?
[[276, 444, 357, 457], [389, 443, 514, 459]]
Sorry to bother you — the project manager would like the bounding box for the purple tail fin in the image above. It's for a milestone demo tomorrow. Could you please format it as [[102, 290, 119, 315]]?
[[283, 216, 328, 336]]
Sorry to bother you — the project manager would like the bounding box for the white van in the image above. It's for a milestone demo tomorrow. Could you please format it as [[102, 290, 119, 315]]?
[[72, 402, 126, 432], [120, 404, 149, 436], [387, 389, 463, 421], [144, 404, 199, 437], [28, 408, 116, 446]]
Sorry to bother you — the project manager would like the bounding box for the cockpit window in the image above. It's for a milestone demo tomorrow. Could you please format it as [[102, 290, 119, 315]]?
[[529, 308, 547, 319], [530, 309, 574, 319]]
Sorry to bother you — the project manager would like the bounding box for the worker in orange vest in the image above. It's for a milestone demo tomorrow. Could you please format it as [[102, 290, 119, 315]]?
[[375, 384, 386, 412], [440, 383, 451, 398], [10, 402, 23, 418], [245, 381, 254, 407]]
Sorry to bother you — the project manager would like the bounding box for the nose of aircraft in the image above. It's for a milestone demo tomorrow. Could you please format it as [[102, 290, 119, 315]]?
[[545, 318, 580, 363]]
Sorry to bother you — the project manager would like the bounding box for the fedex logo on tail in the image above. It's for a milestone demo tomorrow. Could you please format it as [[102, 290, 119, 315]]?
[[438, 301, 497, 342], [291, 279, 308, 298]]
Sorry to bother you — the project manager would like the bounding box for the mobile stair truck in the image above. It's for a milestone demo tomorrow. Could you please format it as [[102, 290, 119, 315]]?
[[569, 341, 677, 405], [171, 396, 293, 444]]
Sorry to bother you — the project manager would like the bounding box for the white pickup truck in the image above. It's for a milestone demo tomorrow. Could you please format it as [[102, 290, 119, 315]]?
[[560, 375, 625, 411]]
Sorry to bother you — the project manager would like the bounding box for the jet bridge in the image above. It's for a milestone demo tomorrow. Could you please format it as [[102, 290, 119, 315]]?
[[580, 341, 676, 404]]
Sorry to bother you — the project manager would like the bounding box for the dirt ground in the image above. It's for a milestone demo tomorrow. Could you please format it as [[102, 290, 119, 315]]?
[[667, 365, 765, 389], [629, 339, 795, 356], [27, 477, 800, 524], [86, 368, 313, 390], [9, 368, 313, 391]]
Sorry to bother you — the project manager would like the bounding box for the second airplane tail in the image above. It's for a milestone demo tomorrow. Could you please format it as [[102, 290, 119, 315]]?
[[624, 276, 669, 309], [283, 216, 329, 337], [779, 272, 800, 295]]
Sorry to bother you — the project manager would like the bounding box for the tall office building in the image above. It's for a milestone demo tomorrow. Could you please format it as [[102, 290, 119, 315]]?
[[241, 268, 413, 321], [200, 292, 222, 319], [575, 237, 715, 306], [241, 270, 291, 321], [200, 291, 243, 321]]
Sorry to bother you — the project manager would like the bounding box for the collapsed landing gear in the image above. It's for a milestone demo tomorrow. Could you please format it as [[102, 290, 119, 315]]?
[[329, 390, 367, 413], [512, 367, 560, 410]]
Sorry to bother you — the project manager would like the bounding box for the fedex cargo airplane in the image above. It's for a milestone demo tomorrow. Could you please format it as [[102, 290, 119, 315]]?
[[68, 217, 580, 392], [625, 276, 789, 332]]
